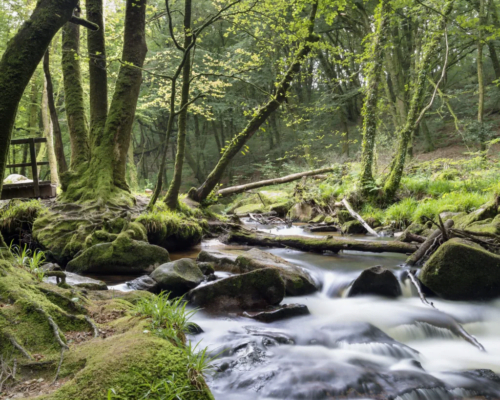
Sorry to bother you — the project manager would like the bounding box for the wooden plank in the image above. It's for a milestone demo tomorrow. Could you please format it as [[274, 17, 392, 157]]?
[[11, 137, 47, 145], [29, 139, 40, 197], [6, 162, 49, 168]]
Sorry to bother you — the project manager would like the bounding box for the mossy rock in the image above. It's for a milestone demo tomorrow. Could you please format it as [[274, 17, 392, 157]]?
[[420, 238, 500, 300], [188, 268, 285, 312], [269, 201, 293, 217], [310, 214, 325, 224], [66, 233, 170, 275], [342, 220, 367, 235], [197, 249, 246, 272], [258, 190, 290, 204], [234, 203, 265, 215], [37, 324, 213, 400], [324, 215, 336, 224], [235, 248, 318, 296], [137, 210, 203, 251], [289, 203, 314, 222], [150, 258, 205, 296], [337, 210, 354, 224], [0, 199, 46, 245]]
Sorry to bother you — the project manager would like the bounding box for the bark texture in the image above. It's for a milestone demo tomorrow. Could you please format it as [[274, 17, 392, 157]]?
[[0, 0, 78, 194]]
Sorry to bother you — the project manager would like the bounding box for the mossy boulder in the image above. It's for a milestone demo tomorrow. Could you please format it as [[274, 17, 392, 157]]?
[[137, 209, 203, 251], [197, 249, 246, 272], [348, 266, 402, 298], [236, 248, 318, 296], [420, 238, 500, 300], [234, 203, 265, 215], [289, 202, 314, 222], [188, 269, 285, 312], [0, 199, 46, 245], [66, 233, 170, 275], [324, 215, 336, 224], [342, 220, 367, 235], [269, 201, 293, 217], [337, 210, 354, 224], [37, 323, 213, 400], [150, 258, 205, 296]]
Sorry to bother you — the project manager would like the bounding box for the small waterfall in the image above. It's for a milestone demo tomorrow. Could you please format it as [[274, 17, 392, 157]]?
[[336, 340, 419, 359], [389, 322, 458, 342], [395, 387, 477, 400]]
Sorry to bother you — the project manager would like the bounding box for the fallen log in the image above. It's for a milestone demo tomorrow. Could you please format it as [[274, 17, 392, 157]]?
[[406, 219, 454, 266], [226, 226, 418, 254], [216, 167, 336, 198], [341, 198, 380, 237]]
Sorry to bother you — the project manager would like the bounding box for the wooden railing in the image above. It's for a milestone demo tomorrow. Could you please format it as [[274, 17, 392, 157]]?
[[5, 137, 49, 198]]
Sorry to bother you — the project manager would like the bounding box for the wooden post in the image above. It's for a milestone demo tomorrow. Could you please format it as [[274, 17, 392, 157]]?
[[29, 138, 40, 197]]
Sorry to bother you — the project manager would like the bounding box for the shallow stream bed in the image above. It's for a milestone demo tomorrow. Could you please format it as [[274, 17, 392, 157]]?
[[114, 223, 500, 399]]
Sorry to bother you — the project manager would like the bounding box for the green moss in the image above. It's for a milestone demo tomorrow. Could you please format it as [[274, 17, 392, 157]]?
[[234, 203, 265, 215], [136, 204, 203, 251], [38, 324, 212, 400], [0, 199, 47, 243]]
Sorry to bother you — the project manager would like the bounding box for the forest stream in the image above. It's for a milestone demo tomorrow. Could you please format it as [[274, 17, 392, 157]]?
[[102, 222, 500, 400]]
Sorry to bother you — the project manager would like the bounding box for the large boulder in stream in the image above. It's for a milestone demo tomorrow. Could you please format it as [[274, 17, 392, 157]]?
[[66, 233, 170, 275], [348, 266, 402, 298], [188, 268, 285, 312], [236, 248, 318, 296], [150, 258, 205, 296], [420, 238, 500, 300]]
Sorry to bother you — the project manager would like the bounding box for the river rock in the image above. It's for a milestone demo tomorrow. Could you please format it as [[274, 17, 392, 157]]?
[[236, 248, 318, 296], [243, 304, 310, 323], [188, 268, 285, 312], [348, 266, 402, 298], [420, 238, 500, 300], [342, 220, 367, 235], [66, 233, 170, 275], [44, 271, 108, 290], [197, 249, 245, 272], [151, 258, 205, 296], [125, 275, 158, 292], [197, 261, 215, 275]]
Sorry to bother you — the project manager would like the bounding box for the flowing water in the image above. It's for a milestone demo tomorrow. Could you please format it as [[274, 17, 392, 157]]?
[[112, 222, 500, 399]]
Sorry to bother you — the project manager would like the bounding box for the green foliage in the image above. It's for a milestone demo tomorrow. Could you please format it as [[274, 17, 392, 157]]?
[[9, 242, 46, 281], [384, 198, 418, 229]]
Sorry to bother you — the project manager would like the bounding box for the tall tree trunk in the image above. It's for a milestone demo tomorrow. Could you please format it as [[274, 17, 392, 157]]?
[[22, 77, 41, 177], [358, 0, 391, 192], [188, 1, 320, 203], [164, 0, 193, 210], [0, 0, 78, 194], [41, 78, 59, 185], [488, 0, 500, 80], [61, 0, 147, 205], [382, 0, 454, 200], [43, 49, 68, 174], [86, 0, 108, 152], [478, 0, 486, 151], [62, 13, 90, 169]]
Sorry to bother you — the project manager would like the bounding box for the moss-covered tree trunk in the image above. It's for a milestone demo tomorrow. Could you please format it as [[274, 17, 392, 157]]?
[[382, 0, 454, 200], [86, 0, 108, 152], [43, 49, 68, 175], [42, 78, 60, 185], [61, 0, 147, 205], [62, 14, 90, 170], [0, 0, 78, 194], [358, 0, 391, 193], [478, 0, 486, 152], [188, 1, 319, 203], [164, 0, 193, 210]]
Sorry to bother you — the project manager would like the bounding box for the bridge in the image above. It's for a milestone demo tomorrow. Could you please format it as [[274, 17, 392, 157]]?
[[1, 138, 57, 200]]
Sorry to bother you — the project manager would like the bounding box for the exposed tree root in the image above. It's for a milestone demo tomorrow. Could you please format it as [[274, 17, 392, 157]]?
[[52, 348, 65, 384], [35, 306, 69, 350], [84, 315, 99, 338], [0, 356, 17, 392], [7, 334, 33, 360]]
